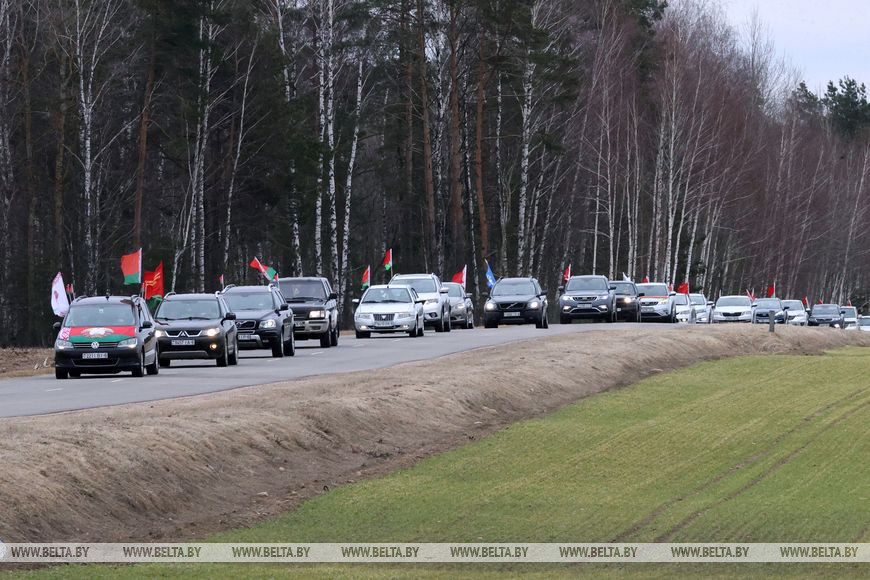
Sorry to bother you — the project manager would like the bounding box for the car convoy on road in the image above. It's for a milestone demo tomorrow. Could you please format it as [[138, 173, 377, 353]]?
[[52, 273, 865, 379]]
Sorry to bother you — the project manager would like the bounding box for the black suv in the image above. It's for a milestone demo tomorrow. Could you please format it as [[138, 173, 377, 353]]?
[[53, 295, 159, 379], [807, 303, 844, 328], [558, 275, 616, 323], [611, 281, 641, 322], [221, 285, 296, 357], [483, 277, 549, 328], [277, 277, 339, 348], [154, 293, 239, 367]]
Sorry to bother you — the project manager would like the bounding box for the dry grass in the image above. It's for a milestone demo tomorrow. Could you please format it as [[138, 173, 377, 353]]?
[[0, 348, 54, 379], [0, 325, 866, 544]]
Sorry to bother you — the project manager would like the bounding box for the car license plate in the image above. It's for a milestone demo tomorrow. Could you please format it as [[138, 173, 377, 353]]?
[[239, 334, 255, 341], [617, 308, 623, 312], [504, 312, 521, 318], [373, 321, 393, 327], [642, 306, 654, 311], [171, 339, 195, 346], [81, 352, 108, 359]]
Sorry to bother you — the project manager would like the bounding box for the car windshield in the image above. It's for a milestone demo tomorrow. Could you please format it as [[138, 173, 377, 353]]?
[[812, 305, 839, 315], [444, 284, 463, 298], [673, 294, 688, 305], [755, 299, 781, 309], [65, 304, 136, 327], [394, 278, 436, 294], [841, 307, 857, 318], [612, 282, 635, 295], [637, 284, 669, 297], [717, 297, 751, 307], [782, 301, 804, 310], [156, 299, 220, 320], [566, 277, 607, 292], [362, 288, 411, 303], [690, 294, 706, 305], [278, 280, 326, 301], [860, 318, 870, 327], [493, 280, 536, 296], [223, 292, 274, 311]]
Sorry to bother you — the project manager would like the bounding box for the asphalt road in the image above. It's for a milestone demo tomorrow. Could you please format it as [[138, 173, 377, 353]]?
[[0, 322, 670, 418]]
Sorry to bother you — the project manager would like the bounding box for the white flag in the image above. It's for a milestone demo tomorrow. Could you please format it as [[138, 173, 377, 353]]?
[[51, 272, 70, 317]]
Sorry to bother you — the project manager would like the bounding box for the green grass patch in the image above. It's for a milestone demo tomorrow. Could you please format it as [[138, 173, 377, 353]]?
[[9, 347, 870, 578]]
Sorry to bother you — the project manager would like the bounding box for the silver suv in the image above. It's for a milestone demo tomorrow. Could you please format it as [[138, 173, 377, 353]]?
[[390, 273, 452, 332]]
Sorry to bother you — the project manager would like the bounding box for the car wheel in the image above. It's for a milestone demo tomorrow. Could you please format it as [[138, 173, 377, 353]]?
[[320, 330, 331, 348], [445, 311, 452, 332], [55, 368, 68, 380], [217, 341, 229, 367], [146, 353, 160, 375], [284, 334, 296, 356], [330, 325, 339, 346], [271, 338, 285, 358], [355, 330, 370, 339], [159, 357, 171, 367], [408, 321, 418, 338], [466, 315, 474, 330], [435, 315, 446, 332], [228, 339, 239, 365], [542, 314, 549, 329], [132, 350, 145, 377]]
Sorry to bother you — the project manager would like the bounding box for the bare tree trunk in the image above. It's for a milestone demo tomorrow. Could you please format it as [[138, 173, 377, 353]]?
[[338, 58, 363, 308], [446, 2, 464, 256], [133, 41, 155, 248], [417, 0, 437, 265]]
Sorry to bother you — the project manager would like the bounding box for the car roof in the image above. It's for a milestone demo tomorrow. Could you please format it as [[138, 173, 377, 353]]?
[[392, 273, 436, 279], [164, 293, 219, 300], [223, 285, 274, 292], [277, 277, 325, 283], [569, 275, 607, 279], [718, 295, 751, 300], [72, 296, 135, 306], [497, 277, 537, 283]]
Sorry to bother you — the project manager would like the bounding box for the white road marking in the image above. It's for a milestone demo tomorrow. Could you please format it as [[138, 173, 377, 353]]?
[[111, 379, 124, 383], [309, 351, 324, 356], [391, 338, 402, 342], [45, 388, 63, 392], [268, 358, 280, 362]]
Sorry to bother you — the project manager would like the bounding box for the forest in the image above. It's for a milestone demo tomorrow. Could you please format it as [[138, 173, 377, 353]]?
[[0, 0, 868, 343]]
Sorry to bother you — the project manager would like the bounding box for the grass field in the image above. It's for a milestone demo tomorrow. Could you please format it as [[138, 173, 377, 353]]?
[[9, 347, 870, 578]]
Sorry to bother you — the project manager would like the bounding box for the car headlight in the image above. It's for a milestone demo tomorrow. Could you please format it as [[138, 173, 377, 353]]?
[[260, 319, 277, 329], [485, 301, 496, 311], [621, 297, 634, 303], [528, 300, 541, 309], [55, 339, 73, 349], [204, 327, 221, 337], [658, 299, 669, 306], [154, 329, 167, 338], [309, 310, 326, 319], [454, 303, 465, 311], [560, 295, 571, 302], [598, 295, 610, 301], [742, 311, 751, 317], [425, 298, 439, 305], [118, 337, 138, 348]]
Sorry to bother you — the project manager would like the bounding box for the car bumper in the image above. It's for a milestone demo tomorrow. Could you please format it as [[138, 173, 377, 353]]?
[[560, 302, 611, 319], [640, 307, 671, 321], [713, 316, 752, 323], [483, 309, 540, 325], [157, 336, 226, 360], [807, 320, 842, 328], [236, 329, 281, 348], [355, 317, 416, 333], [55, 346, 142, 373], [293, 318, 329, 338]]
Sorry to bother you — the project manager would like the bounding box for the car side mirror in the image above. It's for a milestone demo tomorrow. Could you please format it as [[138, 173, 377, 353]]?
[[707, 301, 714, 306], [668, 291, 676, 296], [53, 321, 62, 331], [783, 306, 790, 310], [278, 303, 289, 312], [638, 293, 646, 297], [557, 286, 564, 293], [351, 298, 359, 305], [224, 312, 237, 320], [416, 299, 426, 304], [540, 290, 547, 297], [609, 285, 617, 291], [439, 288, 449, 294], [328, 292, 338, 300], [141, 320, 153, 329]]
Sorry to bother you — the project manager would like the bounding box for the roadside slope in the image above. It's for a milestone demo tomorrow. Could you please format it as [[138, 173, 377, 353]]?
[[0, 326, 866, 543]]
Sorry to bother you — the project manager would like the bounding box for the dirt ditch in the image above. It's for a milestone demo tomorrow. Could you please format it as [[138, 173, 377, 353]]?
[[0, 325, 867, 543]]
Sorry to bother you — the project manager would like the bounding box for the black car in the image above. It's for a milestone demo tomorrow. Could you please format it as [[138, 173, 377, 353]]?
[[611, 281, 641, 322], [53, 295, 159, 379], [753, 298, 786, 324], [483, 277, 549, 328], [277, 277, 339, 348], [558, 275, 616, 323], [154, 293, 239, 367], [220, 284, 296, 357], [807, 303, 845, 328]]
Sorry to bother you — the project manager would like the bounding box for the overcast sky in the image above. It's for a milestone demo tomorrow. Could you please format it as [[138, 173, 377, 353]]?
[[717, 0, 870, 94]]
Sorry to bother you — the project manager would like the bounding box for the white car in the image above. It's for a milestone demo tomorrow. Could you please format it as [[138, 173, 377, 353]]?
[[858, 316, 870, 332], [673, 293, 695, 323], [689, 293, 713, 323], [637, 282, 676, 323], [841, 306, 859, 330], [390, 274, 452, 332], [712, 295, 753, 323], [352, 285, 425, 338], [781, 300, 808, 326]]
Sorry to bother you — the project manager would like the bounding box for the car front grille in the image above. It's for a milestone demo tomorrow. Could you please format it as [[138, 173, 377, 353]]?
[[74, 341, 121, 349], [166, 330, 203, 338], [498, 302, 526, 311], [722, 312, 741, 317], [373, 313, 395, 322], [235, 320, 257, 330], [572, 296, 597, 302]]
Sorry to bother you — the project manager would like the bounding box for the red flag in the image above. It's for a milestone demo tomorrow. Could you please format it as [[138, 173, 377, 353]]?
[[817, 299, 823, 304], [802, 296, 809, 307], [677, 282, 689, 295], [143, 261, 164, 300], [767, 282, 776, 298], [847, 300, 852, 306], [667, 283, 673, 292], [451, 265, 467, 287], [562, 264, 571, 284], [361, 265, 371, 289], [382, 249, 393, 271], [120, 248, 142, 284], [250, 257, 277, 281], [642, 276, 650, 284]]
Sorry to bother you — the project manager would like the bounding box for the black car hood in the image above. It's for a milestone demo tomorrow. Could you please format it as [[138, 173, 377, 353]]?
[[156, 318, 223, 330], [284, 300, 326, 313], [233, 309, 277, 321], [491, 294, 537, 303]]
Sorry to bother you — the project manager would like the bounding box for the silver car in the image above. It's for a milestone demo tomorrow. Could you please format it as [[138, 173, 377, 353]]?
[[352, 285, 425, 339], [712, 295, 753, 323], [689, 293, 713, 323], [390, 274, 452, 332], [859, 316, 870, 332], [781, 300, 808, 326], [841, 306, 859, 330], [444, 282, 474, 329], [673, 293, 695, 323]]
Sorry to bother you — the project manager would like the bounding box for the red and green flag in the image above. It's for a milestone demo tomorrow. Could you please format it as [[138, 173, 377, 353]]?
[[382, 248, 392, 271], [144, 261, 164, 300], [361, 265, 371, 289], [250, 257, 277, 281], [120, 249, 142, 285]]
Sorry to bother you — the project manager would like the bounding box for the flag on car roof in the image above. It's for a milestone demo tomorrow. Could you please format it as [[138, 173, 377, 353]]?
[[767, 282, 776, 298], [452, 265, 467, 288], [250, 257, 277, 281], [802, 296, 809, 307], [484, 260, 497, 289], [120, 248, 142, 285], [382, 248, 393, 271], [361, 265, 371, 289], [642, 276, 650, 283], [50, 272, 70, 317], [562, 264, 571, 284], [144, 261, 164, 300], [677, 282, 689, 295], [219, 274, 225, 287]]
